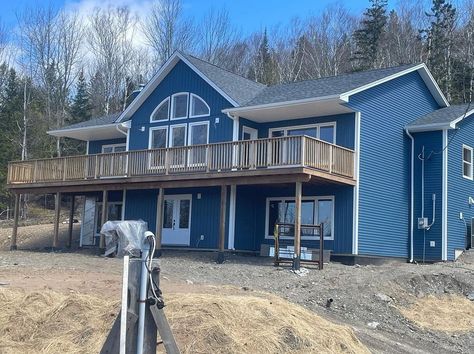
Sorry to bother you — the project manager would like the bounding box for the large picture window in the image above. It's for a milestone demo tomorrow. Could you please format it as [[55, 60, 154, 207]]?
[[269, 123, 336, 144], [463, 145, 473, 180], [171, 93, 189, 119], [149, 127, 168, 149], [265, 196, 334, 240]]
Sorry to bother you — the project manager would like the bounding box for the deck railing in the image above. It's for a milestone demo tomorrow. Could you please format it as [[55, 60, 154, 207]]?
[[7, 135, 355, 184]]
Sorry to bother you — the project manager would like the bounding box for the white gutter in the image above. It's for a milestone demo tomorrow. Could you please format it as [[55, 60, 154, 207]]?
[[116, 122, 130, 151], [405, 128, 415, 263]]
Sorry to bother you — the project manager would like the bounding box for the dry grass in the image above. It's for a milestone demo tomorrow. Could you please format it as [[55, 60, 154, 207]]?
[[164, 291, 370, 354], [399, 295, 474, 333], [0, 287, 369, 354]]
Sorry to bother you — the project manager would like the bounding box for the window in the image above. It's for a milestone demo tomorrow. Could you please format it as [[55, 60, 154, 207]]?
[[266, 196, 334, 240], [149, 127, 168, 149], [170, 124, 187, 147], [102, 144, 126, 153], [188, 122, 209, 165], [171, 93, 189, 119], [463, 145, 473, 179], [151, 98, 170, 121], [190, 94, 210, 117], [269, 123, 336, 143]]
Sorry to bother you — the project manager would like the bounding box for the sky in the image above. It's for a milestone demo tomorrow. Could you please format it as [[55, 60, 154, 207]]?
[[0, 0, 371, 33]]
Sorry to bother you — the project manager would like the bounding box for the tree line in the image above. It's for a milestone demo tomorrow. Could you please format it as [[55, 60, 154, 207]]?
[[0, 0, 473, 209]]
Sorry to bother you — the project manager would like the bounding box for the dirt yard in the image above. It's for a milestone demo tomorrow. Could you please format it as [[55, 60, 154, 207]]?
[[0, 224, 473, 353]]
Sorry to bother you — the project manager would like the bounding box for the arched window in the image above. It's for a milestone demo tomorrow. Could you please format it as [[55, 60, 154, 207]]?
[[150, 97, 170, 121], [190, 94, 210, 118]]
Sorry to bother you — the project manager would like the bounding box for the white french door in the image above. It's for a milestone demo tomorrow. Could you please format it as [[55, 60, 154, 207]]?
[[161, 195, 192, 246]]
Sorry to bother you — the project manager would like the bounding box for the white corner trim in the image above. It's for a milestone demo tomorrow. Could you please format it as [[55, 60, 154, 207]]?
[[86, 141, 90, 155], [352, 112, 361, 255], [232, 116, 240, 142], [442, 129, 448, 261], [228, 185, 236, 250]]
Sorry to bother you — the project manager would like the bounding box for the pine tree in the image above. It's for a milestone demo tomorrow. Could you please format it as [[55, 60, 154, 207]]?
[[421, 0, 457, 101], [248, 29, 278, 85], [352, 0, 388, 70], [69, 70, 91, 124]]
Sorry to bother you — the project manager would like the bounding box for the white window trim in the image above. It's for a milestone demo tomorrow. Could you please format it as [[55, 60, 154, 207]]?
[[169, 123, 187, 147], [101, 143, 126, 153], [462, 144, 473, 180], [264, 195, 335, 241], [188, 121, 210, 145], [170, 92, 189, 120], [150, 97, 170, 122], [242, 126, 258, 140], [189, 93, 210, 118], [148, 126, 168, 149], [268, 122, 337, 143]]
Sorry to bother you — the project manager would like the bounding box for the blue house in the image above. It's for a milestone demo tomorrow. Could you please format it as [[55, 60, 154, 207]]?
[[7, 51, 473, 264]]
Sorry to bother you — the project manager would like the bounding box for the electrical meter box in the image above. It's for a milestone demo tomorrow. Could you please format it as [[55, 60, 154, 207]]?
[[418, 217, 428, 229]]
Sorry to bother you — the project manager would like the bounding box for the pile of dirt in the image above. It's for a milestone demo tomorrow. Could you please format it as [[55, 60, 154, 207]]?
[[0, 287, 369, 354], [0, 288, 119, 354], [165, 291, 370, 354], [398, 295, 474, 333]]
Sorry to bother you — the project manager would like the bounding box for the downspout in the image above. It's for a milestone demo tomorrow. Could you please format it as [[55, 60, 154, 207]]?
[[116, 122, 130, 151], [405, 128, 414, 263]]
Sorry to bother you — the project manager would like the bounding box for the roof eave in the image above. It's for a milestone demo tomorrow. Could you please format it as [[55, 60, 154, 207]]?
[[405, 123, 453, 133]]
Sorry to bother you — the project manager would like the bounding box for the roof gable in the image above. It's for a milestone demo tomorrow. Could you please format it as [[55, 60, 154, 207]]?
[[407, 103, 474, 132]]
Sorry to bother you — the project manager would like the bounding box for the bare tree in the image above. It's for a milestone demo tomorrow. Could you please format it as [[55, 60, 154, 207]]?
[[142, 0, 195, 66], [88, 6, 136, 114]]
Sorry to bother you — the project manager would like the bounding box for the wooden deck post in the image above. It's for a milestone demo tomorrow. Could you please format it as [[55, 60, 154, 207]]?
[[293, 181, 302, 270], [99, 190, 108, 252], [53, 192, 61, 250], [155, 187, 164, 256], [10, 193, 20, 250], [217, 185, 228, 264], [67, 195, 75, 248]]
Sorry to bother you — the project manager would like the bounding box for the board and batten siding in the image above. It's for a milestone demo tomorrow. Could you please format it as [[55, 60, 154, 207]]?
[[127, 60, 234, 151], [88, 138, 126, 154], [412, 131, 443, 261], [447, 113, 474, 260], [347, 71, 440, 258], [234, 184, 353, 253]]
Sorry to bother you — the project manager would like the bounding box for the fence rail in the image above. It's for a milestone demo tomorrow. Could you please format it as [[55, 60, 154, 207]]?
[[7, 135, 355, 184]]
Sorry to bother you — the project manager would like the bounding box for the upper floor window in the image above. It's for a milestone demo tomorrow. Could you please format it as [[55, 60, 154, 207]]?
[[150, 93, 210, 122], [151, 98, 170, 122], [463, 145, 473, 180], [190, 94, 210, 117], [171, 93, 189, 119], [269, 123, 336, 144]]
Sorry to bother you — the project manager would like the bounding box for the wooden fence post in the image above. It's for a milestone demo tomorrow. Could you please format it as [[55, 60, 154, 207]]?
[[10, 194, 20, 251], [217, 185, 228, 264], [53, 192, 61, 250]]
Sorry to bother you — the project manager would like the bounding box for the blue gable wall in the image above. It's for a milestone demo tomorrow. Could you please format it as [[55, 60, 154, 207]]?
[[128, 60, 234, 151], [447, 114, 474, 259], [412, 131, 443, 261], [347, 71, 440, 258], [88, 138, 126, 154]]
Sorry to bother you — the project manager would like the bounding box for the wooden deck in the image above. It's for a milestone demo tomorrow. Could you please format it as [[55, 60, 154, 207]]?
[[7, 135, 355, 192]]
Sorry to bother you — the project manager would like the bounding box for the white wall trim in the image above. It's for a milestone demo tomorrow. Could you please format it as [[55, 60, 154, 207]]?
[[352, 112, 361, 255], [121, 190, 126, 221], [232, 116, 240, 142], [228, 185, 236, 250], [86, 141, 89, 155], [442, 129, 448, 261]]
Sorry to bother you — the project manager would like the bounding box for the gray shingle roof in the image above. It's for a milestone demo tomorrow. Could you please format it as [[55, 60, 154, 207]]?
[[53, 112, 122, 131], [241, 64, 419, 107], [182, 53, 266, 105], [407, 103, 473, 128]]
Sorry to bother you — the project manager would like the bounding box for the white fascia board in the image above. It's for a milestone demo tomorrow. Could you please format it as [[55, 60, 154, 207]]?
[[405, 123, 453, 133], [47, 123, 118, 137], [222, 95, 345, 115], [117, 52, 239, 123], [340, 64, 449, 108]]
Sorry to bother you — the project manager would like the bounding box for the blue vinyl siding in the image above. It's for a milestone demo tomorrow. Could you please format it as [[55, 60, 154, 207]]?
[[447, 114, 474, 259], [88, 138, 126, 154], [347, 71, 440, 258], [234, 184, 353, 253], [412, 131, 443, 261], [128, 60, 234, 151]]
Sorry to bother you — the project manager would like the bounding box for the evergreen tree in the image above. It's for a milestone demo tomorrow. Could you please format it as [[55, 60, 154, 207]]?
[[421, 0, 457, 101], [248, 29, 278, 85], [352, 0, 388, 70], [69, 70, 91, 124]]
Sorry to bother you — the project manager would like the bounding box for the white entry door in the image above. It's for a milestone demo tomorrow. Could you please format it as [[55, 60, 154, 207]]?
[[162, 195, 192, 246]]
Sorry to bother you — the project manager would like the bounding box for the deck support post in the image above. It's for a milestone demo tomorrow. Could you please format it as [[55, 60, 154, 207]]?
[[99, 190, 108, 253], [217, 185, 228, 264], [155, 187, 164, 257], [67, 195, 75, 248], [293, 181, 302, 270], [53, 192, 61, 250], [10, 193, 20, 250]]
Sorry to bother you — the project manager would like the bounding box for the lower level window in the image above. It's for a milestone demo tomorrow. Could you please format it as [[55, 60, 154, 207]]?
[[266, 197, 334, 239]]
